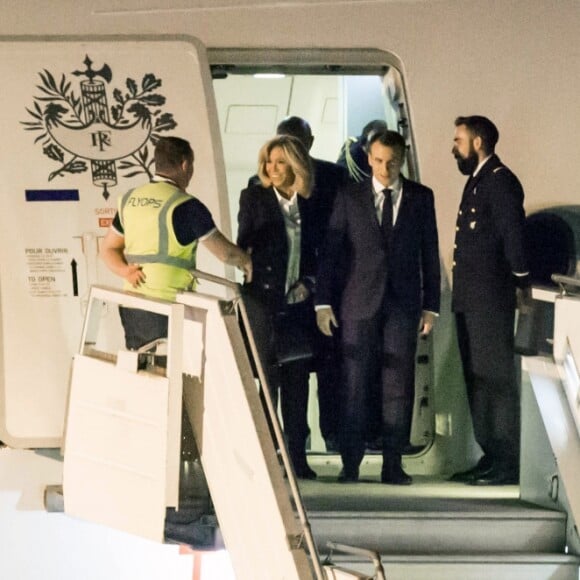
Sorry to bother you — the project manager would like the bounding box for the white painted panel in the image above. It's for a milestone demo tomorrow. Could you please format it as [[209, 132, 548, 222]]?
[[225, 104, 279, 134], [289, 75, 344, 161], [63, 355, 169, 541], [523, 355, 580, 548], [553, 295, 580, 367], [0, 37, 222, 448], [214, 75, 292, 221]]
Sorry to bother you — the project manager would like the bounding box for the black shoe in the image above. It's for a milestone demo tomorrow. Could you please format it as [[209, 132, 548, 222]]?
[[449, 456, 493, 483], [381, 465, 412, 485], [468, 466, 518, 486], [337, 467, 359, 483], [294, 465, 317, 480], [381, 455, 412, 485]]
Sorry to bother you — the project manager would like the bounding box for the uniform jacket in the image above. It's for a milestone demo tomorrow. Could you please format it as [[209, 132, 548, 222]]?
[[237, 184, 318, 311], [452, 154, 528, 313], [316, 176, 441, 321]]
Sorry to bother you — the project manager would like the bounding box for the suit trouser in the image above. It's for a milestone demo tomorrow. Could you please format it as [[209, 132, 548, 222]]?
[[455, 308, 520, 472], [340, 306, 419, 476], [313, 330, 342, 443]]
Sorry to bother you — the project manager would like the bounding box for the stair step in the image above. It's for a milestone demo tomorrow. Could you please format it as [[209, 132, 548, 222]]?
[[299, 477, 567, 556], [311, 505, 566, 555], [325, 553, 580, 580]]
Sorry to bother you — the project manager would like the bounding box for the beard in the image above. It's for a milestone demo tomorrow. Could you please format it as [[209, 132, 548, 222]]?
[[455, 150, 479, 176]]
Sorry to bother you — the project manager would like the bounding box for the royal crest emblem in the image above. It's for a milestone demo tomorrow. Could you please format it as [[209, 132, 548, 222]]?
[[21, 55, 178, 199]]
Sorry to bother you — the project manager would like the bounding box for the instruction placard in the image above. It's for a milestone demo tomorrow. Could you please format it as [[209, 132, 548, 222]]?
[[25, 246, 73, 297]]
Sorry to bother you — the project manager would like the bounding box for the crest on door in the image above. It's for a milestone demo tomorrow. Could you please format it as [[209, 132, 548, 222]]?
[[21, 55, 178, 199]]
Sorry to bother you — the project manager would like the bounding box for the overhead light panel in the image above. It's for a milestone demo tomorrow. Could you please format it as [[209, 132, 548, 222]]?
[[253, 73, 285, 79]]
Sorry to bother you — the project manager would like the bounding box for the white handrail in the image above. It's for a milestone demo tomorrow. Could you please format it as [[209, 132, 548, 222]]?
[[189, 269, 326, 580]]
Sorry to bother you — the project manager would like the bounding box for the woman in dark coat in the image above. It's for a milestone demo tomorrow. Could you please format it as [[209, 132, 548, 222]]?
[[237, 135, 317, 479]]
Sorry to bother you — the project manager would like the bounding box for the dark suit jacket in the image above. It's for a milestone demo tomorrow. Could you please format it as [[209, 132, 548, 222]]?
[[237, 184, 317, 311], [310, 157, 348, 248], [316, 177, 440, 321], [452, 154, 528, 313]]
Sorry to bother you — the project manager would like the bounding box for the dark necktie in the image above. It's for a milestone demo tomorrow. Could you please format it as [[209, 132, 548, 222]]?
[[381, 188, 393, 238]]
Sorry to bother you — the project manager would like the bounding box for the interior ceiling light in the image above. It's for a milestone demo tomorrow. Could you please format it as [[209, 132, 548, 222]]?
[[253, 73, 286, 79]]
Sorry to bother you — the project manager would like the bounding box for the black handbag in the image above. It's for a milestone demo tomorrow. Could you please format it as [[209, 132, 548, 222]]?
[[274, 307, 314, 365]]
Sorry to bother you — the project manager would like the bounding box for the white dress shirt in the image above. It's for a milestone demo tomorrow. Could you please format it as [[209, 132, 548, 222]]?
[[273, 187, 302, 301], [372, 176, 403, 226]]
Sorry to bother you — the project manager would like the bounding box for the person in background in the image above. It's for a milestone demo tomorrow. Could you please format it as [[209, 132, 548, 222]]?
[[337, 119, 388, 183], [316, 129, 440, 484], [100, 135, 252, 350], [449, 115, 531, 486], [237, 134, 318, 479]]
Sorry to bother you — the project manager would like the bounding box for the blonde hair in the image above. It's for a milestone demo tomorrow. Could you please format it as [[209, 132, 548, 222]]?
[[257, 135, 313, 198]]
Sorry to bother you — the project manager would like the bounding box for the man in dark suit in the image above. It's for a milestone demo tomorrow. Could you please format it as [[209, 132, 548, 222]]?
[[316, 129, 440, 484], [450, 115, 531, 486]]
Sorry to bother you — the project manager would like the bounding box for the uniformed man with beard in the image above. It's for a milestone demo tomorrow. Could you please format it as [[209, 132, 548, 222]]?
[[449, 115, 531, 486]]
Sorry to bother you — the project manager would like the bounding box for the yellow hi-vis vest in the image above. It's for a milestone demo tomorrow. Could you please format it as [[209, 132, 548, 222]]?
[[119, 181, 198, 301]]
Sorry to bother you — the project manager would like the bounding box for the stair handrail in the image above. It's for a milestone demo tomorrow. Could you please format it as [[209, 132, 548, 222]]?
[[552, 274, 580, 296], [326, 541, 387, 580], [188, 268, 325, 580]]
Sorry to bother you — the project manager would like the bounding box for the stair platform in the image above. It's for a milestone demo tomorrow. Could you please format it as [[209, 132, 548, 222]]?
[[296, 471, 576, 579]]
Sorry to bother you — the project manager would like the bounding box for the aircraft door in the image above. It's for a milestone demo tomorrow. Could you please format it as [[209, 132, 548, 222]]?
[[0, 36, 229, 448]]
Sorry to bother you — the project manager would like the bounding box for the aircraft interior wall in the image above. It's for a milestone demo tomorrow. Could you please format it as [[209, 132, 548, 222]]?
[[213, 73, 387, 239]]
